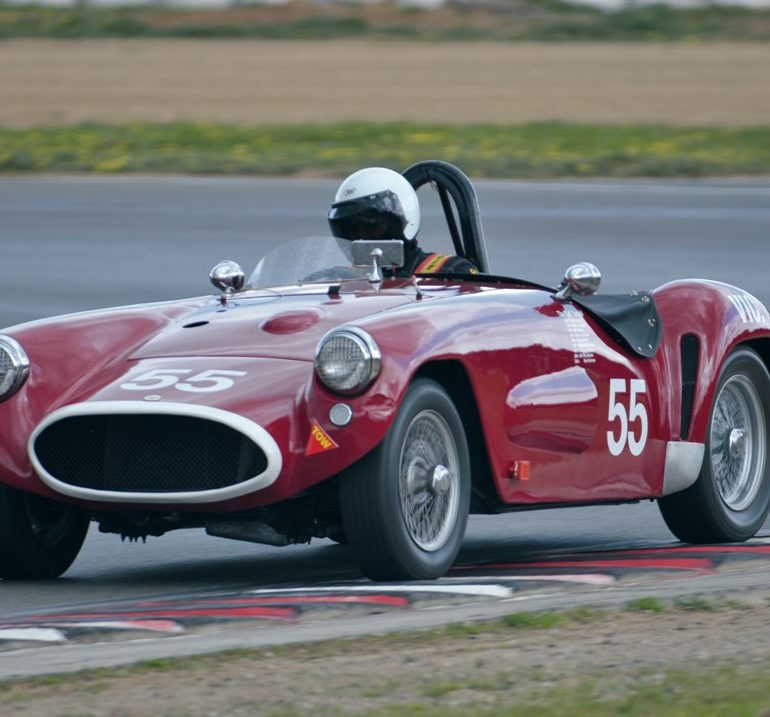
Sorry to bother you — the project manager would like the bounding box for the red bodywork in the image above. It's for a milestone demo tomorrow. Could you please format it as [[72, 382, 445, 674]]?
[[1, 275, 770, 516]]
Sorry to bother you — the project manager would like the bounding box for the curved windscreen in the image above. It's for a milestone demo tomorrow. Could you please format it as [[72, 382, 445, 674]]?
[[249, 236, 369, 290]]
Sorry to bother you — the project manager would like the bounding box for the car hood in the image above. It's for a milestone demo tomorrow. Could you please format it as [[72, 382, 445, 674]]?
[[131, 286, 419, 361]]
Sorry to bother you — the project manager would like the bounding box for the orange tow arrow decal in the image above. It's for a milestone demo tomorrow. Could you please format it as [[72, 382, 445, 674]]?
[[305, 422, 339, 456]]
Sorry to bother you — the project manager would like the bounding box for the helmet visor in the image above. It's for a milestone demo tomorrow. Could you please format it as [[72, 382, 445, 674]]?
[[328, 190, 407, 241]]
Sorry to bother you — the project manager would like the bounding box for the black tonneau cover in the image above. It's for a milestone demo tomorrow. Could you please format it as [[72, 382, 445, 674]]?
[[573, 291, 662, 358]]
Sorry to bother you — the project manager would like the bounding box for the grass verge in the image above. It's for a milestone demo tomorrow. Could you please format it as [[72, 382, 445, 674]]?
[[0, 2, 769, 42], [1, 601, 770, 716], [1, 121, 769, 177]]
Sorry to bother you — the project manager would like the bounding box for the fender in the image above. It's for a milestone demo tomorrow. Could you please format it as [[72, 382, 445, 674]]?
[[0, 300, 202, 490], [653, 279, 770, 446]]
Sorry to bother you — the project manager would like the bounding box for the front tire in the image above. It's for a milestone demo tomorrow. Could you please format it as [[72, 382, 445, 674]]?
[[340, 379, 471, 581], [659, 348, 770, 543], [0, 485, 89, 580]]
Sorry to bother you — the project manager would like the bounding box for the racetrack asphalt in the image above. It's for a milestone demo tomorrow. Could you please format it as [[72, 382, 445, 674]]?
[[2, 175, 769, 328]]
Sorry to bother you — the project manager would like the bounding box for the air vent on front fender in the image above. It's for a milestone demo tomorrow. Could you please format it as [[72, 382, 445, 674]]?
[[680, 334, 699, 440]]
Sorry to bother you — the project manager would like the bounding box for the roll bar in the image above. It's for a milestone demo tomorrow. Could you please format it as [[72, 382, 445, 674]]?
[[403, 160, 490, 274]]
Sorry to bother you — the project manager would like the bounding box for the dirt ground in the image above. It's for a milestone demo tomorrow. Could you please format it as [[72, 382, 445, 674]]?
[[2, 603, 770, 716], [1, 40, 769, 127]]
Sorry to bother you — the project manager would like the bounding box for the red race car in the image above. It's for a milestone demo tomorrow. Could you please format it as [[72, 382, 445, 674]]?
[[1, 161, 770, 581]]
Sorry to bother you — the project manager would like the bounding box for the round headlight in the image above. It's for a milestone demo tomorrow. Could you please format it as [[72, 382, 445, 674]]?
[[315, 328, 381, 395], [0, 335, 29, 401]]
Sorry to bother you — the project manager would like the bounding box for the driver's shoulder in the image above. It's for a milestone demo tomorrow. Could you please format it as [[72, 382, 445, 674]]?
[[415, 253, 478, 275]]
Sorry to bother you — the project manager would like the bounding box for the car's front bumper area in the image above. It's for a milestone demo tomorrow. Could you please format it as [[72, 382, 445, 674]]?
[[28, 401, 282, 505]]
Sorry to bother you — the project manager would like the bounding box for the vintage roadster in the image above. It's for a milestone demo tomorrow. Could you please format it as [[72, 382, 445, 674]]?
[[1, 161, 770, 581]]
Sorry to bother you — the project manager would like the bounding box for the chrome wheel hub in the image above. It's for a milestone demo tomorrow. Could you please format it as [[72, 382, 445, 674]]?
[[711, 375, 766, 512], [431, 465, 452, 496], [729, 428, 747, 458], [399, 410, 460, 552]]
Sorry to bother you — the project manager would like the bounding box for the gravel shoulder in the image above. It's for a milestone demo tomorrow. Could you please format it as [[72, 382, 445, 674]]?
[[1, 40, 769, 127], [3, 599, 770, 716]]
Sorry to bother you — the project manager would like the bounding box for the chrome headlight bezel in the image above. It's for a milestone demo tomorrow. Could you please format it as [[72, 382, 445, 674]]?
[[0, 335, 30, 402], [314, 327, 381, 396]]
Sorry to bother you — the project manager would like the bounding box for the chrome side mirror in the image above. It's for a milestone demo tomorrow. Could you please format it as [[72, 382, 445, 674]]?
[[555, 262, 601, 302], [210, 260, 245, 305]]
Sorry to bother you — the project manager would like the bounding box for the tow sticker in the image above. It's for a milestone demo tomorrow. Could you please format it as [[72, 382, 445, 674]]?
[[305, 422, 339, 456]]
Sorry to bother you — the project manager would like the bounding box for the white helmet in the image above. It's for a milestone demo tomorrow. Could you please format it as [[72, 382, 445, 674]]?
[[328, 167, 420, 242]]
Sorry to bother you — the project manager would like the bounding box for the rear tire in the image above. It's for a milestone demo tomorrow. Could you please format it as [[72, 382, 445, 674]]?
[[341, 379, 470, 581], [659, 348, 770, 543], [0, 484, 89, 580]]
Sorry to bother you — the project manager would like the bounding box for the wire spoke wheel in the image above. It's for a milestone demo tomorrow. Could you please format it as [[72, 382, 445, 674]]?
[[659, 347, 770, 544], [341, 378, 471, 581], [398, 410, 460, 552], [710, 375, 766, 511]]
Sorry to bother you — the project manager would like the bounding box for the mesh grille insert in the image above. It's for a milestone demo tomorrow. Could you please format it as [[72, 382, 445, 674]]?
[[34, 414, 268, 494]]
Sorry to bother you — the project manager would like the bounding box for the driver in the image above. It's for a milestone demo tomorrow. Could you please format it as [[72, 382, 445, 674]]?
[[327, 167, 478, 277]]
